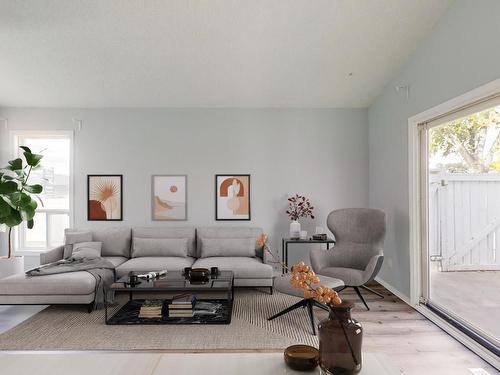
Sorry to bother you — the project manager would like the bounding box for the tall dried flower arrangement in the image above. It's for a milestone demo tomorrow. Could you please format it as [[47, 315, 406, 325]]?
[[286, 194, 315, 221]]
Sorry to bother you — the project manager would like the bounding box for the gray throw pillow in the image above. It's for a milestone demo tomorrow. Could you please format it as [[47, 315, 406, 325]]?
[[200, 237, 256, 258], [63, 244, 74, 259], [132, 237, 188, 258], [71, 241, 102, 259], [64, 230, 93, 258]]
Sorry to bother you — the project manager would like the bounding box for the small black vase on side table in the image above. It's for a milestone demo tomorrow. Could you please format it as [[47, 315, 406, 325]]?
[[318, 300, 363, 374]]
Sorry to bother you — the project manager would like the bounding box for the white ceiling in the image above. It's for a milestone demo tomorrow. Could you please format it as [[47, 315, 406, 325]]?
[[0, 0, 452, 108]]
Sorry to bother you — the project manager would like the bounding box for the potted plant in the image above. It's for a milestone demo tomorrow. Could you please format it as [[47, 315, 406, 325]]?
[[0, 146, 44, 278], [286, 194, 315, 239]]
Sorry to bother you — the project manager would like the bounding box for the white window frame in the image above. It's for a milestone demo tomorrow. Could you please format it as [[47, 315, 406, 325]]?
[[10, 130, 74, 253], [408, 78, 500, 369]]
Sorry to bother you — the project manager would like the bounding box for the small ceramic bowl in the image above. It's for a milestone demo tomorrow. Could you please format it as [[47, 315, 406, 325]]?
[[284, 344, 319, 371]]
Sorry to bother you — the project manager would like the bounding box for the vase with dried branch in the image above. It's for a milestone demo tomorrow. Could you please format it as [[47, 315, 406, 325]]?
[[286, 194, 314, 239], [257, 234, 363, 374]]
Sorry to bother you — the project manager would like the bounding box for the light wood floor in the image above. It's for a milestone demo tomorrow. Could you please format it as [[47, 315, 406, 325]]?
[[0, 283, 498, 375], [327, 283, 498, 375]]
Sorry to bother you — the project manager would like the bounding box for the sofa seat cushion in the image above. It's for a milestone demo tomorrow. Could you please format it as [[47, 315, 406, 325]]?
[[115, 257, 195, 278], [0, 272, 96, 296], [103, 256, 128, 267], [318, 267, 365, 286], [192, 257, 273, 279]]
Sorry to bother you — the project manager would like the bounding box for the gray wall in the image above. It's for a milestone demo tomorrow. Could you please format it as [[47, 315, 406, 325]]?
[[368, 0, 500, 297], [0, 108, 368, 266]]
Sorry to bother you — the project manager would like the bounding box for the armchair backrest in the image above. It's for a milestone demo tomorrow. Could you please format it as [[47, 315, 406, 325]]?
[[326, 208, 386, 270]]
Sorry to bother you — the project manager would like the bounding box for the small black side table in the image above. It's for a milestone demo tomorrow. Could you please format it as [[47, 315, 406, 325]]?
[[282, 237, 336, 274]]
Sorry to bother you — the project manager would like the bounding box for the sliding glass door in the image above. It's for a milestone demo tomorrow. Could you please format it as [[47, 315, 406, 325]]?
[[419, 96, 500, 355]]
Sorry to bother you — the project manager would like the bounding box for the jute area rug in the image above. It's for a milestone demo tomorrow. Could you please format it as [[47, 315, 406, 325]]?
[[0, 290, 326, 351]]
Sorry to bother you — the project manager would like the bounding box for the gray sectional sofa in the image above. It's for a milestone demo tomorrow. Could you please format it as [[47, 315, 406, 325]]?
[[0, 226, 273, 307]]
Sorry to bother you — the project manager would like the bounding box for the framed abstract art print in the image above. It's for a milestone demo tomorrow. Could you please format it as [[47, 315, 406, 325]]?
[[152, 175, 187, 221], [215, 174, 250, 221], [87, 175, 123, 221]]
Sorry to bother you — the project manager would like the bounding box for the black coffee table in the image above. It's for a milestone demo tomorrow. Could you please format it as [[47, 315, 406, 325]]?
[[104, 270, 234, 325]]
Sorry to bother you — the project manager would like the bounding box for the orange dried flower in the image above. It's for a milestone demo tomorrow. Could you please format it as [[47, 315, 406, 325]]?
[[289, 261, 342, 307]]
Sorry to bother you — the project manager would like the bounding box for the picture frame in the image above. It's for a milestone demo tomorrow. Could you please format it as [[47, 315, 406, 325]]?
[[152, 175, 187, 221], [215, 174, 251, 221], [87, 175, 123, 221]]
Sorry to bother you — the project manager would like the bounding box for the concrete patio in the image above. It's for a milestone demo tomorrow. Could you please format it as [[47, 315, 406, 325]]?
[[431, 270, 500, 341]]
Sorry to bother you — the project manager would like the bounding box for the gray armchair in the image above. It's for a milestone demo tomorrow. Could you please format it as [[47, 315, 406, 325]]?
[[310, 208, 386, 310]]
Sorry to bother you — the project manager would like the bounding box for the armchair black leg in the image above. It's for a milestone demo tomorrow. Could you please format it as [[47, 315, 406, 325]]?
[[268, 299, 308, 321], [361, 285, 384, 298], [268, 298, 319, 335], [269, 286, 273, 295], [353, 286, 370, 311], [306, 299, 317, 335], [87, 303, 94, 313]]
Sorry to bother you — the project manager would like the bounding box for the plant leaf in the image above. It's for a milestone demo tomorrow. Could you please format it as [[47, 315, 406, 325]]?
[[23, 152, 43, 167], [0, 180, 18, 194], [2, 210, 22, 227], [7, 158, 23, 171], [24, 184, 43, 194], [20, 205, 36, 221], [27, 219, 34, 229], [0, 198, 11, 218], [19, 146, 32, 154], [18, 193, 33, 208]]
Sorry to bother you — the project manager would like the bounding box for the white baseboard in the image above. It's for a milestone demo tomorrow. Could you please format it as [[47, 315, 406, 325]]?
[[375, 277, 499, 370], [374, 277, 411, 305]]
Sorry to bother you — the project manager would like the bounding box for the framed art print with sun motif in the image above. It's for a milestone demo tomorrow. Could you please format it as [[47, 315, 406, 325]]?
[[215, 174, 250, 221], [87, 175, 123, 221], [152, 175, 187, 221]]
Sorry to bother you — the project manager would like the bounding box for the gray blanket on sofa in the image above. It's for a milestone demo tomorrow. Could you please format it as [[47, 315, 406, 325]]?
[[26, 257, 116, 310]]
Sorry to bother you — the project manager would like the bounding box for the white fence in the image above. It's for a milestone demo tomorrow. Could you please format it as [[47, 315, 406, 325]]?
[[429, 172, 500, 271]]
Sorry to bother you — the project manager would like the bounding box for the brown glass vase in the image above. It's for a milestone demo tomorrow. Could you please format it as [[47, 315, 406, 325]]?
[[318, 301, 363, 374]]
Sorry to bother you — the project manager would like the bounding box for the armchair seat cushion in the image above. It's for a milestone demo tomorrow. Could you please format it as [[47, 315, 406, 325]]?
[[274, 274, 344, 298], [192, 257, 273, 279], [115, 257, 195, 278], [318, 267, 365, 286]]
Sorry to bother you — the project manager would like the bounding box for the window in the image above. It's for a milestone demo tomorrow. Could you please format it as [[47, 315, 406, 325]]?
[[12, 131, 73, 251]]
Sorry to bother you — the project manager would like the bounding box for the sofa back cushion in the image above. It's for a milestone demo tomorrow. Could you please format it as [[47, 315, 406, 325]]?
[[89, 227, 131, 257], [132, 227, 196, 257], [200, 237, 257, 258], [196, 227, 263, 258], [132, 237, 188, 258]]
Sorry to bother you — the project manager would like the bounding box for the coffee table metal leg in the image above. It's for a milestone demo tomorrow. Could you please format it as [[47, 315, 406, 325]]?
[[285, 242, 289, 273], [281, 239, 285, 274], [104, 287, 108, 324]]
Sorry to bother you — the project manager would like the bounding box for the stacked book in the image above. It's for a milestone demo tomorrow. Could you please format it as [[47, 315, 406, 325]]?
[[138, 300, 163, 319], [168, 294, 196, 318]]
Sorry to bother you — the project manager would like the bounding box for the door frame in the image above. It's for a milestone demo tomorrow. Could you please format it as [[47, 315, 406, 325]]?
[[408, 78, 500, 369]]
